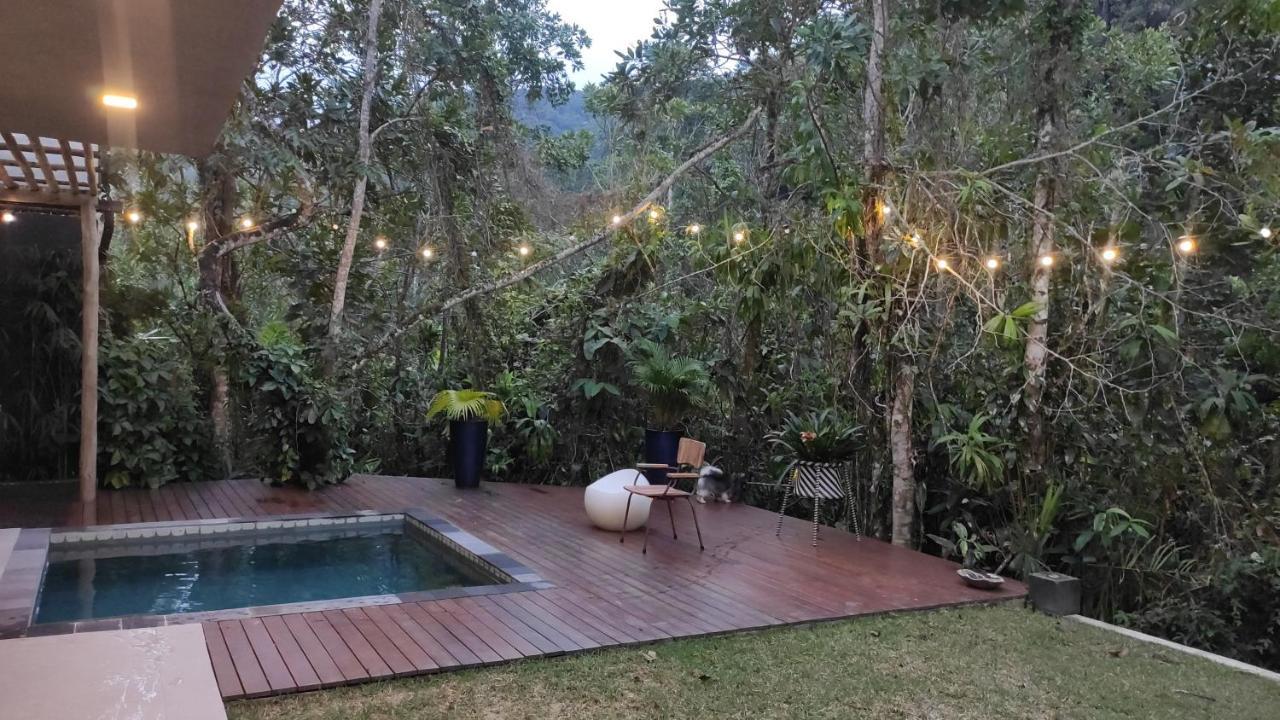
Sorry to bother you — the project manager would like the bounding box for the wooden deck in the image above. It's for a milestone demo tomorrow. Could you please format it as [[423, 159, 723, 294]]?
[[1, 475, 1025, 699]]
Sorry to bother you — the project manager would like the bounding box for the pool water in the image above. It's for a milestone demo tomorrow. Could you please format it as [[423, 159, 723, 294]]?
[[34, 524, 496, 624]]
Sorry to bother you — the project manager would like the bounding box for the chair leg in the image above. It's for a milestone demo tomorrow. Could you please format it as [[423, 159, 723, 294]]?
[[642, 513, 651, 554], [811, 497, 821, 547], [775, 482, 793, 537], [685, 497, 704, 551], [666, 500, 678, 539], [620, 492, 634, 544]]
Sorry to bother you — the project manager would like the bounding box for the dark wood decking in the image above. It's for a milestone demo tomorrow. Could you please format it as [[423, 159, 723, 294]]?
[[2, 475, 1025, 699]]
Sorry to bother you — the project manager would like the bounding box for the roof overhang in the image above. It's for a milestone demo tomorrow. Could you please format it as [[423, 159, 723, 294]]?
[[0, 0, 285, 159]]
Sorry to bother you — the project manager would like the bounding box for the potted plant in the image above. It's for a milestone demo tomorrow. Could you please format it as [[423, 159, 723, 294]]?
[[427, 389, 506, 489], [766, 409, 860, 498], [628, 346, 710, 484]]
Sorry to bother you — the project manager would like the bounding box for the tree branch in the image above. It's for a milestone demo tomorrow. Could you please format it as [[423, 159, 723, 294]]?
[[357, 106, 763, 361]]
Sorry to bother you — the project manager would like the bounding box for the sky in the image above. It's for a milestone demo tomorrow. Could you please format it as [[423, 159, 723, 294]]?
[[546, 0, 667, 86]]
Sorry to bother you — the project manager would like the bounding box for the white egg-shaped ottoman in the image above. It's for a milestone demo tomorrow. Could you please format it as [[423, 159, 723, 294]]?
[[584, 469, 651, 531]]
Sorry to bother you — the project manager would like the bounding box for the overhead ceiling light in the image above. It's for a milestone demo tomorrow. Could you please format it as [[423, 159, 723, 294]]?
[[102, 94, 139, 110]]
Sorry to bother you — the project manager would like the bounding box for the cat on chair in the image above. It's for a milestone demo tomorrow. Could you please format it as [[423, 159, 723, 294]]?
[[694, 465, 735, 504]]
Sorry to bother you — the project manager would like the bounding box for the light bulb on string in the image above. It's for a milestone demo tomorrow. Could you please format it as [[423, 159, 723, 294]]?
[[186, 219, 199, 232], [984, 256, 1001, 270], [126, 210, 142, 224], [1101, 247, 1119, 263], [732, 230, 746, 244], [1038, 254, 1055, 268], [421, 246, 434, 260], [1260, 226, 1273, 240], [374, 236, 388, 251], [518, 243, 531, 257], [935, 258, 950, 271], [240, 217, 255, 230], [611, 214, 623, 226], [687, 223, 702, 235], [1176, 235, 1197, 255]]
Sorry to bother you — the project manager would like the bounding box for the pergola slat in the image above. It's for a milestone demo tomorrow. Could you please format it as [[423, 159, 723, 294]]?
[[0, 163, 18, 191], [1, 131, 39, 190], [59, 140, 81, 195], [30, 141, 60, 195]]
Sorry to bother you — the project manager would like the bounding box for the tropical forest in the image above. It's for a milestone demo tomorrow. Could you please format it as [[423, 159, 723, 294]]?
[[2, 0, 1279, 675]]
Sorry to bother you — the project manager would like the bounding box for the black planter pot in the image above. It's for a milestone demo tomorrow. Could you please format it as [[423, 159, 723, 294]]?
[[643, 428, 681, 484], [449, 419, 489, 489]]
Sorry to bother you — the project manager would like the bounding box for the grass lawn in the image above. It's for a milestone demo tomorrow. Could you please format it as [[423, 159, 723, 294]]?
[[228, 604, 1280, 719]]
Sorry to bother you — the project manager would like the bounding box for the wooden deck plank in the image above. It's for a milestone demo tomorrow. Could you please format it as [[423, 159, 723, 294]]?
[[217, 620, 272, 698], [399, 602, 483, 667], [201, 622, 244, 699], [280, 613, 346, 686], [261, 615, 323, 690], [341, 607, 416, 676], [435, 598, 524, 661], [322, 609, 393, 678], [470, 595, 564, 656], [452, 597, 542, 657], [361, 605, 439, 672], [240, 617, 298, 692], [379, 603, 457, 668], [302, 612, 369, 683]]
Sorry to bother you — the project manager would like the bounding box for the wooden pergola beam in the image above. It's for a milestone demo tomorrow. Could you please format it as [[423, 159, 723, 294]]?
[[1, 131, 39, 189], [59, 140, 81, 195]]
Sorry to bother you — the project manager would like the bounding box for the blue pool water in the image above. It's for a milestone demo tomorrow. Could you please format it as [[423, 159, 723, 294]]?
[[34, 524, 497, 624]]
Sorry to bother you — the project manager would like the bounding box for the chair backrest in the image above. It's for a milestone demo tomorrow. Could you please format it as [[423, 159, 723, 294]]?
[[676, 438, 706, 469]]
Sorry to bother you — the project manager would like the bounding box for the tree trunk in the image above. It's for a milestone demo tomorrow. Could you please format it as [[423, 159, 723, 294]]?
[[889, 362, 916, 546], [1022, 0, 1081, 477], [328, 0, 384, 341], [197, 153, 240, 476]]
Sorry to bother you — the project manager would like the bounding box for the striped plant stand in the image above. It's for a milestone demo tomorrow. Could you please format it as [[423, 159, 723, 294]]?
[[774, 460, 861, 546]]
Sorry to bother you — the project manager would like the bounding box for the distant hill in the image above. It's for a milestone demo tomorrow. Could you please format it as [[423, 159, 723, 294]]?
[[513, 90, 594, 135]]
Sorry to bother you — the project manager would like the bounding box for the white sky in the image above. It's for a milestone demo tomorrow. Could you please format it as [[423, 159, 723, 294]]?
[[546, 0, 666, 86]]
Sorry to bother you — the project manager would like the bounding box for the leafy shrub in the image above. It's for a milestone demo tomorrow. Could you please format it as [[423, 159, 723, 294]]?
[[1120, 547, 1280, 670], [240, 322, 354, 488], [628, 341, 711, 429], [98, 330, 213, 488]]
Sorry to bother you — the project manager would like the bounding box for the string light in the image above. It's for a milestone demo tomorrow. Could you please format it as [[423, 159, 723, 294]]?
[[518, 243, 531, 257], [647, 208, 661, 221], [935, 258, 950, 271], [421, 246, 434, 260], [1100, 247, 1119, 263], [733, 230, 746, 244], [877, 201, 892, 220], [240, 217, 255, 230], [782, 226, 792, 235], [331, 223, 339, 230], [1038, 254, 1055, 268], [906, 232, 921, 247], [186, 219, 199, 232], [1260, 226, 1273, 240], [126, 210, 142, 224], [984, 256, 1001, 270], [1176, 235, 1197, 255], [687, 223, 702, 235], [611, 214, 622, 226], [2, 211, 16, 223], [374, 236, 388, 251]]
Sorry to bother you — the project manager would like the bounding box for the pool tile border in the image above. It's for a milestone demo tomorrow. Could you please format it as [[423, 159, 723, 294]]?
[[0, 508, 547, 639]]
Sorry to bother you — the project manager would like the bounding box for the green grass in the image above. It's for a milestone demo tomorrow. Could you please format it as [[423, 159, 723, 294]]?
[[228, 605, 1280, 720]]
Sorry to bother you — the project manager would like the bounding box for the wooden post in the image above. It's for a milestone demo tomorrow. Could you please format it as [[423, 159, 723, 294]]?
[[78, 199, 101, 503]]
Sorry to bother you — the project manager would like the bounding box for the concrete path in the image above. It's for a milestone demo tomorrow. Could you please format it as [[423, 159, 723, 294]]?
[[0, 624, 225, 720]]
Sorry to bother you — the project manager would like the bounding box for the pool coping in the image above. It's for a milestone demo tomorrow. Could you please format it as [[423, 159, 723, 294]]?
[[0, 508, 549, 638]]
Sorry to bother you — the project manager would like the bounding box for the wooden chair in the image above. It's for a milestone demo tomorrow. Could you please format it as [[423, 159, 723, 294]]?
[[620, 437, 706, 554]]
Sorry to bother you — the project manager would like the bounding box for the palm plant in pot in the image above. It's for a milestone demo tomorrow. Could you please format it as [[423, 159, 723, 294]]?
[[628, 345, 710, 484], [766, 409, 861, 498], [427, 390, 506, 489]]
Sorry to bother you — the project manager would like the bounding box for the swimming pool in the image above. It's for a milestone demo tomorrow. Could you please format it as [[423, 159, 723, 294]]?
[[1, 510, 546, 636]]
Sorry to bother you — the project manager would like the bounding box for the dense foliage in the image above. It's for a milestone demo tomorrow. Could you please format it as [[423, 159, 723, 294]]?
[[3, 0, 1277, 670]]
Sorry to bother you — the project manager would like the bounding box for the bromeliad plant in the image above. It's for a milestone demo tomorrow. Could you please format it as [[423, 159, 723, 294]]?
[[766, 410, 861, 463]]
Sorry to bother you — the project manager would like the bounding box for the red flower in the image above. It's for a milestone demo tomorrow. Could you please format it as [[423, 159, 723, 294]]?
[[800, 431, 817, 443]]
